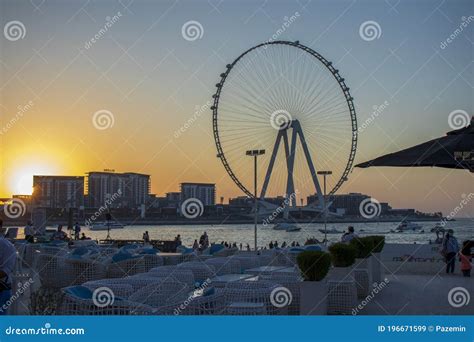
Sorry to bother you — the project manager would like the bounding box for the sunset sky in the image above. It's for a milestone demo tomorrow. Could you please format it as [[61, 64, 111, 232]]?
[[0, 0, 473, 217]]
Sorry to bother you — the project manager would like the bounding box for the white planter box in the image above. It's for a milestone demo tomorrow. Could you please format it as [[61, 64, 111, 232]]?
[[299, 281, 327, 315], [371, 252, 384, 283]]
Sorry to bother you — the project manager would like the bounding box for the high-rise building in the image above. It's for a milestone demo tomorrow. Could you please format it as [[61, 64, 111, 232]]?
[[32, 176, 84, 208], [87, 171, 150, 208], [307, 192, 371, 216], [180, 183, 215, 206]]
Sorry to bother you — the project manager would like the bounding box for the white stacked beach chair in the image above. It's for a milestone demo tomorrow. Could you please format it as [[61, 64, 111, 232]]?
[[180, 290, 226, 315], [106, 257, 145, 278], [327, 279, 357, 315], [58, 287, 154, 315], [222, 280, 285, 315], [230, 255, 260, 273], [35, 254, 73, 288], [148, 266, 195, 287], [164, 254, 196, 265], [177, 262, 216, 284], [263, 272, 302, 315], [65, 258, 107, 285], [128, 280, 191, 314], [204, 258, 234, 275], [140, 254, 164, 272], [82, 281, 134, 299]]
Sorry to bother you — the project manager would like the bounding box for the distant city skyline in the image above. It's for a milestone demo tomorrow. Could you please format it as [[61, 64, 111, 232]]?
[[1, 0, 473, 218]]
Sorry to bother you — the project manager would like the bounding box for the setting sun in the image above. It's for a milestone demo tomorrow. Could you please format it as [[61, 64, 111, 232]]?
[[8, 160, 60, 195]]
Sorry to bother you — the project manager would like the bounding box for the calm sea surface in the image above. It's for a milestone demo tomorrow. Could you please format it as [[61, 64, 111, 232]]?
[[82, 219, 473, 247]]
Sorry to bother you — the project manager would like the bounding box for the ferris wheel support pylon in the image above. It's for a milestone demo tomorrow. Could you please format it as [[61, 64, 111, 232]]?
[[259, 119, 325, 219]]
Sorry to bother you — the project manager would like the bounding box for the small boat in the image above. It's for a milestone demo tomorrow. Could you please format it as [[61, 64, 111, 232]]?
[[318, 228, 344, 234], [89, 221, 125, 231], [273, 223, 301, 232], [396, 220, 423, 231]]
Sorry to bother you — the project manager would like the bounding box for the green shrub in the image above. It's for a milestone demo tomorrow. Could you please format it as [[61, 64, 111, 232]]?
[[368, 235, 385, 253], [328, 243, 357, 267], [350, 237, 374, 259], [297, 251, 331, 281]]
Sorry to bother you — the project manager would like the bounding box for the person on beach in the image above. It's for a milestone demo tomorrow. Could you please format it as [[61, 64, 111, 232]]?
[[143, 231, 150, 244], [341, 226, 357, 243], [24, 220, 35, 243], [199, 232, 209, 250], [74, 222, 81, 240], [53, 225, 67, 241], [0, 220, 17, 315], [441, 229, 459, 274], [192, 239, 199, 250], [80, 233, 89, 240], [459, 241, 472, 277], [174, 234, 182, 246]]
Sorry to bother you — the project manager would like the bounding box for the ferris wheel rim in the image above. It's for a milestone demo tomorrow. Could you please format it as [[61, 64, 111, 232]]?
[[211, 40, 358, 198]]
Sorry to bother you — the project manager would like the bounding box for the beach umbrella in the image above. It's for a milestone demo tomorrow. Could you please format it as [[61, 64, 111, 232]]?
[[356, 117, 473, 172]]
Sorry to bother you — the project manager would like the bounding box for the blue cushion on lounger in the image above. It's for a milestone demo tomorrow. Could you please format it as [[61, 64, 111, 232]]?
[[112, 252, 133, 263], [203, 287, 216, 296], [304, 245, 322, 252], [289, 247, 305, 253], [209, 244, 224, 255], [138, 248, 157, 255], [72, 247, 90, 256], [65, 286, 93, 299]]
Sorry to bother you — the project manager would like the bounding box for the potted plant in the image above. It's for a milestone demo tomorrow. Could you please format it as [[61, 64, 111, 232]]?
[[328, 243, 357, 280], [368, 236, 385, 284], [350, 237, 374, 269], [297, 251, 331, 315]]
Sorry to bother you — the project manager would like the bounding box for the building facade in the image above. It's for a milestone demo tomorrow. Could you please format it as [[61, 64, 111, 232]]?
[[180, 183, 215, 206], [33, 176, 84, 208], [87, 171, 150, 208]]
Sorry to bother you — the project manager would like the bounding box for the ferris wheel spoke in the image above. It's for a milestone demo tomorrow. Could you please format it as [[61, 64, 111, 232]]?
[[213, 41, 357, 199]]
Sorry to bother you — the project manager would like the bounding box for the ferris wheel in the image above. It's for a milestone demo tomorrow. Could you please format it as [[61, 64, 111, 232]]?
[[211, 41, 357, 212]]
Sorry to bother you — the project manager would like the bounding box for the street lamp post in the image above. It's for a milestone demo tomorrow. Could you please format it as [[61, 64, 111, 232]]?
[[246, 149, 265, 252], [317, 170, 332, 244]]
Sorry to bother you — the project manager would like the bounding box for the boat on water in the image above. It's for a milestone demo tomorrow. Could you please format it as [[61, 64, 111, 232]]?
[[273, 223, 301, 232], [89, 221, 125, 231], [396, 220, 423, 231], [318, 228, 344, 234]]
